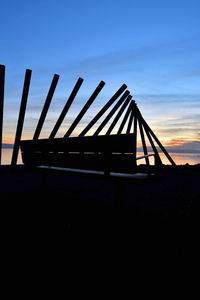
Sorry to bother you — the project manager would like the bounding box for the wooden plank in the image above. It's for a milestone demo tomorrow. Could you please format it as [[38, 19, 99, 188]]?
[[79, 84, 127, 136], [49, 77, 84, 138], [106, 95, 132, 135], [94, 90, 130, 135], [20, 133, 135, 154], [117, 101, 132, 134], [33, 74, 59, 139], [0, 65, 5, 165], [64, 80, 105, 137], [11, 69, 32, 166]]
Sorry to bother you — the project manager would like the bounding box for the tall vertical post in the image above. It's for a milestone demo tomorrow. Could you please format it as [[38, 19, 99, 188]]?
[[133, 112, 138, 165], [33, 74, 59, 140], [11, 69, 32, 166], [0, 65, 5, 165]]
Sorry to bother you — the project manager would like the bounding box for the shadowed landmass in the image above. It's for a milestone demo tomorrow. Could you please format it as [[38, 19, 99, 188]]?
[[1, 164, 200, 296]]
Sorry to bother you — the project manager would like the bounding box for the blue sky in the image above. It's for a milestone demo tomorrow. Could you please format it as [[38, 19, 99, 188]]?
[[0, 0, 200, 154]]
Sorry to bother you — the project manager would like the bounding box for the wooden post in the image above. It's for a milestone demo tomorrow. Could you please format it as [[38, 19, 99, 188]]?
[[49, 77, 83, 138], [64, 81, 105, 138], [141, 116, 176, 165], [11, 69, 32, 166], [0, 65, 5, 165], [94, 90, 130, 136], [140, 119, 162, 165], [106, 95, 131, 135], [79, 84, 127, 136], [126, 105, 134, 134], [138, 118, 149, 165], [133, 112, 138, 165], [33, 74, 59, 140]]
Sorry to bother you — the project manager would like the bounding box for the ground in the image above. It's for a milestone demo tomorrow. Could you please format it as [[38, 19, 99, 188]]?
[[1, 164, 200, 296]]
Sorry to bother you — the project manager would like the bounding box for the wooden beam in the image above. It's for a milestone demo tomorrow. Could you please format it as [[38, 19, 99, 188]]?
[[33, 74, 59, 140], [79, 84, 127, 136], [126, 104, 134, 134], [49, 77, 84, 139], [140, 118, 162, 165], [106, 95, 132, 135], [117, 101, 132, 134], [0, 65, 5, 165], [139, 111, 175, 165], [138, 118, 149, 165], [133, 113, 137, 164], [64, 81, 105, 138], [11, 69, 32, 166], [94, 90, 130, 136]]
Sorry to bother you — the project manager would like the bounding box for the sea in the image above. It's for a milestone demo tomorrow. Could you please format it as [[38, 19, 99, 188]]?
[[1, 148, 200, 166]]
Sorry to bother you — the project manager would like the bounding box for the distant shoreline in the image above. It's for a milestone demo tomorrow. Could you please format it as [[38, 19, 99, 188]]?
[[1, 144, 13, 149], [1, 144, 200, 154]]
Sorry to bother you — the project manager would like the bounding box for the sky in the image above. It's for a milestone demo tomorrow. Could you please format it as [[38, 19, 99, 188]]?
[[0, 0, 200, 157]]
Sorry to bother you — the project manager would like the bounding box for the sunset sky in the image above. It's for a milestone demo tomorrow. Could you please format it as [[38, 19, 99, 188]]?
[[0, 0, 199, 156]]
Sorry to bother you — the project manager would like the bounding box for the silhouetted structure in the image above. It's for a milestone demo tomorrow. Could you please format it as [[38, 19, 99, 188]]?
[[0, 65, 175, 169]]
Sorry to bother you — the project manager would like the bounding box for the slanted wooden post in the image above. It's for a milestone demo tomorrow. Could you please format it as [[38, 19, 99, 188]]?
[[117, 101, 132, 134], [11, 69, 32, 166], [49, 77, 83, 138], [94, 90, 130, 135], [33, 74, 59, 140], [126, 105, 134, 134], [79, 84, 127, 136], [141, 120, 162, 165], [64, 81, 105, 138], [140, 115, 176, 165], [0, 65, 5, 165], [133, 107, 138, 165], [138, 118, 149, 165], [106, 95, 131, 135]]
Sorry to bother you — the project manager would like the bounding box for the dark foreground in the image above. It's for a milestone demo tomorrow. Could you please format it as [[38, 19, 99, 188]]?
[[1, 164, 200, 297]]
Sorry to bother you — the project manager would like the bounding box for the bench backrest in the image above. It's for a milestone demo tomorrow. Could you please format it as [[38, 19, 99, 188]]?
[[20, 134, 135, 154], [20, 134, 137, 172]]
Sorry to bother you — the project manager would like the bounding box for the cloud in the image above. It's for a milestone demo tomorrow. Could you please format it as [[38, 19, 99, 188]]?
[[163, 139, 200, 153]]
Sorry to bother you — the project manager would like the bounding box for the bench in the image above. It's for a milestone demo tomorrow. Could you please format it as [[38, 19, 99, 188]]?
[[20, 133, 157, 175]]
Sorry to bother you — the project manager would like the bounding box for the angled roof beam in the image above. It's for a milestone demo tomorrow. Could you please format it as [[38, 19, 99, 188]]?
[[79, 83, 127, 136], [33, 74, 59, 140], [64, 81, 105, 138], [49, 77, 84, 139]]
